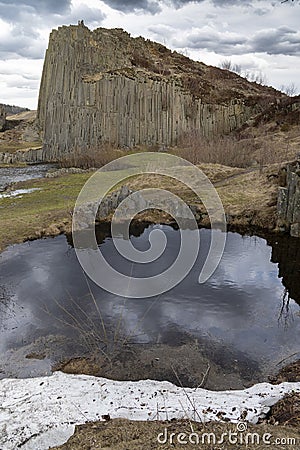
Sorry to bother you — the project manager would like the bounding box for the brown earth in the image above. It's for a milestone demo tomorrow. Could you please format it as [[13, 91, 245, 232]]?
[[267, 393, 300, 428], [53, 339, 262, 391], [53, 418, 300, 450], [0, 110, 41, 153], [270, 359, 300, 384]]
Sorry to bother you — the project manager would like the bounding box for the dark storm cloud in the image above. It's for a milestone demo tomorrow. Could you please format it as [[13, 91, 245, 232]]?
[[171, 25, 300, 57], [0, 32, 45, 59], [101, 0, 232, 14], [168, 0, 244, 6], [101, 0, 264, 14], [101, 0, 161, 14], [0, 1, 106, 60], [167, 0, 299, 6], [251, 26, 300, 55], [172, 28, 248, 56], [0, 0, 72, 16]]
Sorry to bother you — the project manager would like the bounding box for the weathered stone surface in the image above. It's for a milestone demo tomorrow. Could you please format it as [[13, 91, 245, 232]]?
[[277, 187, 289, 230], [290, 222, 300, 238], [0, 147, 45, 164], [74, 185, 201, 229], [37, 24, 281, 160], [0, 105, 6, 131], [45, 167, 94, 178], [277, 161, 300, 237]]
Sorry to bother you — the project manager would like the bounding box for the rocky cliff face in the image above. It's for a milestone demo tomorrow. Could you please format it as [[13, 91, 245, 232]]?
[[0, 105, 6, 132], [37, 24, 283, 160], [277, 161, 300, 237], [0, 147, 45, 164]]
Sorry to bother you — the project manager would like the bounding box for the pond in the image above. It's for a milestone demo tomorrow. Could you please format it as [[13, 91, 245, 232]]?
[[0, 224, 299, 388]]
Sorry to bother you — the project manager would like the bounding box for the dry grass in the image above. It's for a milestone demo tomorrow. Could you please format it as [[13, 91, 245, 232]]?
[[57, 145, 126, 169], [0, 140, 42, 153], [176, 133, 256, 168], [0, 158, 280, 253], [268, 393, 300, 428], [53, 418, 300, 450]]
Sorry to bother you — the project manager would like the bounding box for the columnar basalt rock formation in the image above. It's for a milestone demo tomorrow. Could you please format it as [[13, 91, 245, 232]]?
[[0, 105, 6, 132], [0, 147, 44, 164], [37, 24, 283, 160], [277, 161, 300, 237]]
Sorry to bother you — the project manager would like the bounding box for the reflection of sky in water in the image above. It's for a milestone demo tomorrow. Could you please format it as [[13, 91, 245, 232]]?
[[0, 226, 299, 370]]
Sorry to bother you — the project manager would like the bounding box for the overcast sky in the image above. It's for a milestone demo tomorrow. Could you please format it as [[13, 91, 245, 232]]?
[[0, 0, 299, 109]]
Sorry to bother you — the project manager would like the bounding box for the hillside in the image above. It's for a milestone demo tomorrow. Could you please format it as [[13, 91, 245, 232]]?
[[37, 24, 286, 160], [0, 103, 30, 116]]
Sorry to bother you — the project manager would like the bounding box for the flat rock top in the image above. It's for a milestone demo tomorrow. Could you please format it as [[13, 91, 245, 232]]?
[[6, 110, 37, 122]]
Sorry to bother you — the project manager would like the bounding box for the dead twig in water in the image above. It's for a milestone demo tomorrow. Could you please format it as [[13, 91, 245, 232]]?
[[83, 273, 108, 343], [276, 352, 300, 367]]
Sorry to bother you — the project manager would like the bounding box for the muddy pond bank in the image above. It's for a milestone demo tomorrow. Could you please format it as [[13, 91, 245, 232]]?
[[0, 224, 299, 391]]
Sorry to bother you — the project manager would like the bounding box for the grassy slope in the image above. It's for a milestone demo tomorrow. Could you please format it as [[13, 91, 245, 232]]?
[[0, 163, 279, 253], [0, 173, 90, 251], [0, 142, 42, 153]]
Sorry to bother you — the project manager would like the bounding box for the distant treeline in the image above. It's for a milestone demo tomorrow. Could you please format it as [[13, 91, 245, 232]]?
[[0, 104, 30, 115]]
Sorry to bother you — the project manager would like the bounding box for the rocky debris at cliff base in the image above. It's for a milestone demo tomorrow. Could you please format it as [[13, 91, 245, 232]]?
[[46, 167, 97, 178], [0, 371, 300, 450]]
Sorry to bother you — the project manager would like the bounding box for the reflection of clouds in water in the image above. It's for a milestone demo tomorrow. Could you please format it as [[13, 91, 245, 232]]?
[[0, 291, 35, 352], [0, 228, 299, 367], [211, 233, 281, 290]]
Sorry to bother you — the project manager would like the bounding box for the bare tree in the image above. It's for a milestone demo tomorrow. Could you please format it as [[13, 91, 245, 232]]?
[[280, 82, 298, 97], [219, 59, 267, 85], [244, 70, 267, 85], [220, 59, 241, 74], [220, 59, 233, 70]]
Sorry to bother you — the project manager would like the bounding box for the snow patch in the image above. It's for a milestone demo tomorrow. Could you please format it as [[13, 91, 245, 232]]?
[[0, 188, 41, 199], [0, 371, 299, 450]]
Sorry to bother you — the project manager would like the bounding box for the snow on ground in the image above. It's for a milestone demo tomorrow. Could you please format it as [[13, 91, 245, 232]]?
[[0, 371, 300, 450]]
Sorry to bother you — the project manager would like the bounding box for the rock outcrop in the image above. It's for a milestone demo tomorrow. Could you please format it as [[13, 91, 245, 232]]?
[[277, 161, 300, 237], [0, 147, 45, 164], [0, 105, 6, 132], [73, 185, 201, 231], [37, 24, 283, 160], [268, 233, 300, 305]]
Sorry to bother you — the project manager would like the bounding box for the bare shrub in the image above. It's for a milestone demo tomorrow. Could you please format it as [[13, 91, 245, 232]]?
[[219, 59, 267, 86], [176, 131, 255, 168], [220, 59, 242, 74], [58, 144, 123, 169], [280, 82, 298, 97]]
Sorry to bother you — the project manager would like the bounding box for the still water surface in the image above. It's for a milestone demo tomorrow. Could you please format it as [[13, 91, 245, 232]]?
[[0, 224, 299, 379]]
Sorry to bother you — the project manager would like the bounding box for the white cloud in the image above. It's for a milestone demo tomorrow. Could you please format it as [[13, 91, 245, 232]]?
[[0, 0, 299, 109]]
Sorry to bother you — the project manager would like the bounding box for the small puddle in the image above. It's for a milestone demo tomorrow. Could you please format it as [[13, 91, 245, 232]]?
[[0, 225, 299, 388]]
